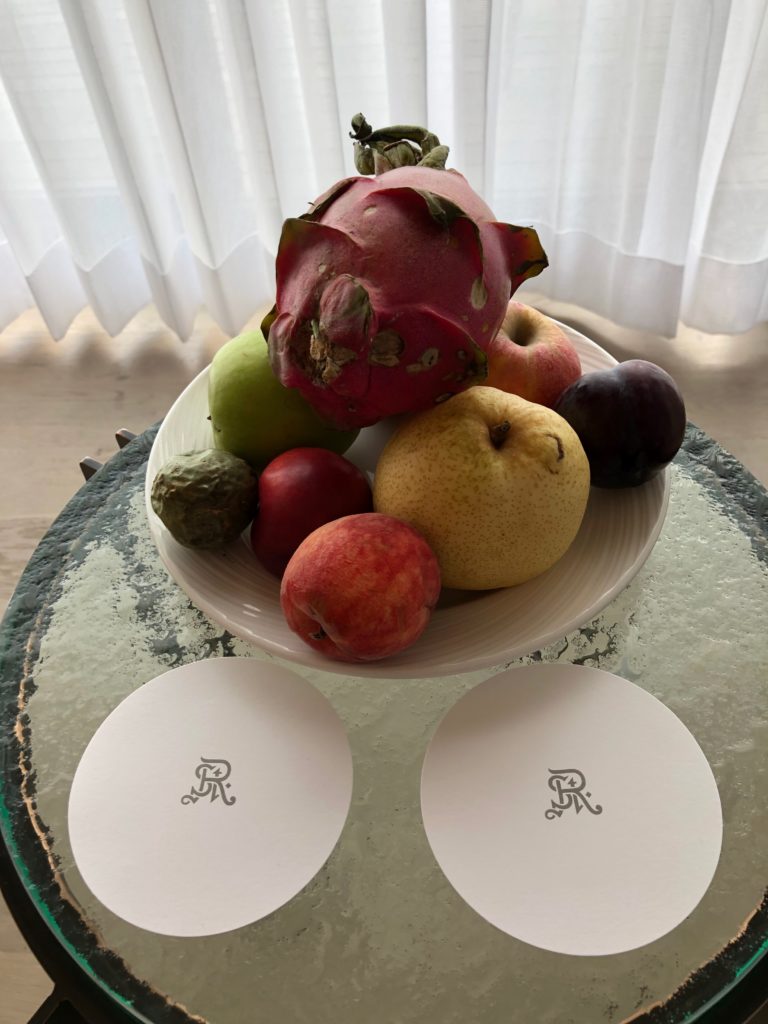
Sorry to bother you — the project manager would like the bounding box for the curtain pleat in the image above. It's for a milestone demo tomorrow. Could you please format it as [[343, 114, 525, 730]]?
[[0, 0, 765, 341], [0, 233, 33, 328], [681, 0, 768, 330]]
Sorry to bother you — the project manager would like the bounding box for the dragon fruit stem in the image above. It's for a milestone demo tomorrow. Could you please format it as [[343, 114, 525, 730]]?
[[350, 114, 448, 173]]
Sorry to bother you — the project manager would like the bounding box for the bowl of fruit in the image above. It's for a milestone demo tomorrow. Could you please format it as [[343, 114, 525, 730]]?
[[145, 116, 685, 678]]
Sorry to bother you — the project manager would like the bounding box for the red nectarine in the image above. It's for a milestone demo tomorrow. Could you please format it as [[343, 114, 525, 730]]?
[[280, 513, 441, 662]]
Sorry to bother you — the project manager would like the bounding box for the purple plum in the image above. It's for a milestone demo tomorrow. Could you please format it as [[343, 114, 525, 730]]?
[[553, 359, 686, 488]]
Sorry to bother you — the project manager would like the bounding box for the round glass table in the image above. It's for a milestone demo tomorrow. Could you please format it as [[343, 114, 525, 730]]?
[[1, 422, 767, 1024]]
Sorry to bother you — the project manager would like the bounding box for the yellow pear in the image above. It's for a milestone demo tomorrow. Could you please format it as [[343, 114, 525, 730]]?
[[373, 387, 590, 589]]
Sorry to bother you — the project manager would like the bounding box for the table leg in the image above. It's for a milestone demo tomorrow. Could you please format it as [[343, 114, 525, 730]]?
[[27, 991, 87, 1024]]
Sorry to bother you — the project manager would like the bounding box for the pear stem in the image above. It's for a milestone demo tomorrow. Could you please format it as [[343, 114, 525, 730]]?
[[490, 420, 511, 448]]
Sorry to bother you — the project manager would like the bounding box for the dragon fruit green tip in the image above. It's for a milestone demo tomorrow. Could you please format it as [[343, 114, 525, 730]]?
[[265, 115, 548, 430]]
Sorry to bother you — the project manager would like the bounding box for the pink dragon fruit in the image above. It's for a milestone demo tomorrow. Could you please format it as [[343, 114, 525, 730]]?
[[265, 115, 547, 429]]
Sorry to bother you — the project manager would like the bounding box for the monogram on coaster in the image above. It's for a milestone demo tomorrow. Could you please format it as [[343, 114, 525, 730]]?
[[67, 659, 353, 937], [544, 767, 602, 819], [420, 663, 722, 956], [180, 756, 237, 806]]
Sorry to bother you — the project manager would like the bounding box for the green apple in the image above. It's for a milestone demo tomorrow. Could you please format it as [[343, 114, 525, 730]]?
[[208, 330, 358, 470]]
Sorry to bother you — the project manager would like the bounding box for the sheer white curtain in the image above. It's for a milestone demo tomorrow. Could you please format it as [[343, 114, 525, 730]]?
[[0, 0, 766, 341]]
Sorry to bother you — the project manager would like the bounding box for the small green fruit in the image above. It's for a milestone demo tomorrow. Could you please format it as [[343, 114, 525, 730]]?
[[208, 330, 358, 470], [151, 449, 258, 550]]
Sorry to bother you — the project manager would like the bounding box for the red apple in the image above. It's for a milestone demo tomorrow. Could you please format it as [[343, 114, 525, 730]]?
[[280, 513, 441, 662], [485, 301, 582, 407], [251, 448, 373, 576]]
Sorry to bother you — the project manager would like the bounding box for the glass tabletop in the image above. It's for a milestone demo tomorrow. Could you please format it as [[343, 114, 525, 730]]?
[[1, 423, 767, 1024]]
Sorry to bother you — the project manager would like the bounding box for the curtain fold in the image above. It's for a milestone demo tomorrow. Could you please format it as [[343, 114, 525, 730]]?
[[0, 0, 766, 341]]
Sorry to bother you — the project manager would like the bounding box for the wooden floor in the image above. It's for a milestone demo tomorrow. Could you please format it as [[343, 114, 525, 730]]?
[[0, 301, 767, 1022]]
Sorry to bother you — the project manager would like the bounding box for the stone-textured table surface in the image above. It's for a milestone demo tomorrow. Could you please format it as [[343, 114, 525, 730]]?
[[1, 424, 767, 1024]]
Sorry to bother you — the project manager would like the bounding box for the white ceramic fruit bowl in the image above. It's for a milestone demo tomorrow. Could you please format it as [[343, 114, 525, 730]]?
[[145, 321, 670, 679]]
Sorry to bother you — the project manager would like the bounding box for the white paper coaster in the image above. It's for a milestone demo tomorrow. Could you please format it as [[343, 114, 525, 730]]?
[[420, 664, 722, 956], [68, 659, 353, 937]]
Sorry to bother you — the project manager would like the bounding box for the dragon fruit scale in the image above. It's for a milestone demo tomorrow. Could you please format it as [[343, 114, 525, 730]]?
[[265, 115, 548, 430]]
